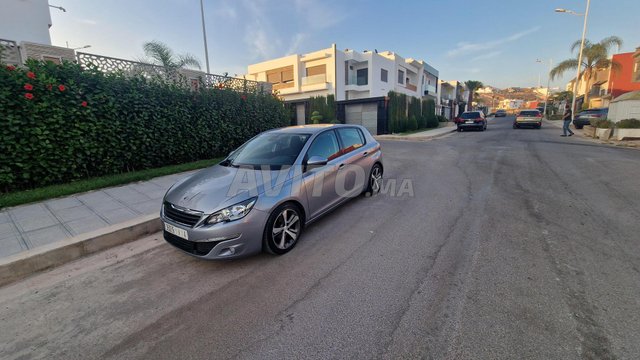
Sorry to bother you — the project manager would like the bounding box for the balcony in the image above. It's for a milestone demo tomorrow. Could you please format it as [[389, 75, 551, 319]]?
[[301, 74, 329, 92], [405, 83, 417, 92], [301, 74, 326, 86]]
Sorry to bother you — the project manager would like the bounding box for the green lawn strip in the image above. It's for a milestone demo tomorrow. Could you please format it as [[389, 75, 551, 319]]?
[[0, 158, 223, 209]]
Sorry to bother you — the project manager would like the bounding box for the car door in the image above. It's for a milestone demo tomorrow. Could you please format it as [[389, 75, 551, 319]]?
[[301, 130, 343, 220], [335, 127, 370, 198]]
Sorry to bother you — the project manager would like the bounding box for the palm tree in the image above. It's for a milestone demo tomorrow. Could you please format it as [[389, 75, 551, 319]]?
[[550, 36, 622, 107], [142, 40, 202, 74], [465, 80, 484, 110]]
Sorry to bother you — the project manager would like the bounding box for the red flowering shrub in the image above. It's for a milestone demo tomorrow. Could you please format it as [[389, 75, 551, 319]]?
[[6, 65, 15, 71], [27, 71, 36, 79], [0, 59, 287, 192], [24, 83, 33, 91]]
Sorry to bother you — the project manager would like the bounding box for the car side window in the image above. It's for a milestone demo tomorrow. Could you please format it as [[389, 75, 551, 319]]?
[[306, 131, 341, 161], [337, 128, 365, 155]]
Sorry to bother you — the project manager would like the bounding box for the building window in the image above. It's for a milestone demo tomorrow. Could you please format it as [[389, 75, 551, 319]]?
[[306, 64, 326, 77], [266, 65, 295, 89], [398, 70, 404, 84], [356, 68, 368, 86], [381, 69, 388, 82]]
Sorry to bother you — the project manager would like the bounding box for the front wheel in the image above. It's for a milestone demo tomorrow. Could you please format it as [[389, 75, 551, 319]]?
[[365, 163, 383, 197], [263, 203, 303, 255]]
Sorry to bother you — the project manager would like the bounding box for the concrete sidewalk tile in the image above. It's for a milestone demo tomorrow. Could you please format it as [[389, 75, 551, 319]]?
[[51, 204, 96, 223], [99, 207, 139, 225], [64, 216, 109, 236], [0, 211, 11, 224], [0, 235, 26, 257], [77, 191, 123, 212], [10, 204, 58, 232], [104, 186, 150, 205], [23, 224, 71, 248], [0, 222, 19, 237], [130, 182, 167, 200], [129, 199, 162, 215], [45, 197, 83, 211]]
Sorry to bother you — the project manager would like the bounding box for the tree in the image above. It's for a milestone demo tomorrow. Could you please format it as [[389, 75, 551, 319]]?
[[464, 80, 484, 110], [550, 36, 623, 107], [142, 40, 202, 74]]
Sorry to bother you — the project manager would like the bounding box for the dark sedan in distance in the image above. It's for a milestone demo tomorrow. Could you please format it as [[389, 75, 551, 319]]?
[[573, 108, 608, 129]]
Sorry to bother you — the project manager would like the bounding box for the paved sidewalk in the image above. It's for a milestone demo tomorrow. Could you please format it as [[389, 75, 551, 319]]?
[[375, 122, 455, 140], [0, 171, 198, 258]]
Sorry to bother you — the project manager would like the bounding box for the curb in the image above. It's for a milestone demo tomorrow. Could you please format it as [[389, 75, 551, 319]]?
[[375, 128, 456, 141], [0, 214, 161, 287]]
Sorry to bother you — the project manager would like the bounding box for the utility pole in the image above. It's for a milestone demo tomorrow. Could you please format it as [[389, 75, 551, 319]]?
[[200, 0, 211, 74], [543, 59, 553, 118], [570, 0, 590, 120]]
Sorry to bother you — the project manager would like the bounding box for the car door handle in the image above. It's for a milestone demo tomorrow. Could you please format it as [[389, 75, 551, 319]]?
[[363, 152, 369, 157], [338, 164, 345, 170]]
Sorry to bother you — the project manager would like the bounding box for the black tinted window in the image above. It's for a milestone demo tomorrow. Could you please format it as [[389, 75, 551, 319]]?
[[337, 128, 365, 154], [461, 112, 482, 119], [307, 131, 341, 161]]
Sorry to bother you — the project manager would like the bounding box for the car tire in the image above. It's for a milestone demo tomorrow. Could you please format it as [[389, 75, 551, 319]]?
[[513, 124, 518, 129], [575, 124, 583, 129], [365, 163, 383, 197], [457, 128, 462, 132], [263, 203, 303, 255]]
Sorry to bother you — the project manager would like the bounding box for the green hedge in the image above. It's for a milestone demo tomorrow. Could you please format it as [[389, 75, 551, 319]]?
[[308, 94, 336, 123], [0, 60, 288, 193], [388, 91, 438, 133], [617, 119, 640, 128]]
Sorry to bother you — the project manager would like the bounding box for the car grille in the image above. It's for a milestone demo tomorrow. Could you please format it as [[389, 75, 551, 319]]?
[[163, 231, 219, 256], [163, 202, 202, 227]]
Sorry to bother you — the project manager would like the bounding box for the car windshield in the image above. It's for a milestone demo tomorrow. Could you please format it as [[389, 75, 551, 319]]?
[[461, 112, 481, 119], [225, 132, 310, 168], [519, 111, 540, 116]]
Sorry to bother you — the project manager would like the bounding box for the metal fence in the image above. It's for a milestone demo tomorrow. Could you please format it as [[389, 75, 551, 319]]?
[[76, 52, 271, 93]]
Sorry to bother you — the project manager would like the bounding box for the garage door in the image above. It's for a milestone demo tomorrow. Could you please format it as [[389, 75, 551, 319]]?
[[345, 103, 378, 135]]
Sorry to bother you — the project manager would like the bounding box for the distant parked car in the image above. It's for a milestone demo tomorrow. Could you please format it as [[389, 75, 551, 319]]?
[[487, 112, 496, 117], [495, 110, 507, 117], [161, 124, 383, 259], [573, 108, 608, 129], [513, 109, 542, 129], [455, 111, 487, 131]]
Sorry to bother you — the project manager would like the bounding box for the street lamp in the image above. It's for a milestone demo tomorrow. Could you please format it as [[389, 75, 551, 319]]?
[[199, 0, 211, 74], [555, 0, 591, 120], [73, 45, 91, 50], [49, 4, 66, 12]]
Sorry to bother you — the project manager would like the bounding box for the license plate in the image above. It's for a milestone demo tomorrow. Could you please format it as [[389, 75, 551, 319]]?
[[465, 120, 474, 124], [164, 222, 188, 240]]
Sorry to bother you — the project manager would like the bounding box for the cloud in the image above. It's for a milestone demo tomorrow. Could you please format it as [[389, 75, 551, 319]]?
[[212, 1, 237, 19], [292, 0, 346, 30], [447, 26, 540, 58], [286, 33, 307, 55], [471, 50, 502, 62]]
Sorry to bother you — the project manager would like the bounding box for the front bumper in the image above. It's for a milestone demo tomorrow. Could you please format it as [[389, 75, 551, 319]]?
[[573, 118, 591, 127], [160, 206, 269, 260], [457, 122, 484, 128]]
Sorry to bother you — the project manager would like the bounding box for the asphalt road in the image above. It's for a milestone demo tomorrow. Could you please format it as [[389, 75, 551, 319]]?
[[2, 117, 640, 360]]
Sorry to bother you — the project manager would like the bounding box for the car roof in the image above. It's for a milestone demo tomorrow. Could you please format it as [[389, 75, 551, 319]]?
[[269, 124, 357, 135]]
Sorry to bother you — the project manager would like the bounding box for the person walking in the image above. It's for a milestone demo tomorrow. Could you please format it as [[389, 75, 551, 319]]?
[[561, 105, 574, 137]]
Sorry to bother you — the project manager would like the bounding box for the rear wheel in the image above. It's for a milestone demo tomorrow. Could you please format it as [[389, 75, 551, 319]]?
[[575, 124, 583, 129], [263, 203, 303, 255]]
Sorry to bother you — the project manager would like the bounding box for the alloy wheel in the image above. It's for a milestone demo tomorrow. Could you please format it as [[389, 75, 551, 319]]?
[[271, 209, 300, 250]]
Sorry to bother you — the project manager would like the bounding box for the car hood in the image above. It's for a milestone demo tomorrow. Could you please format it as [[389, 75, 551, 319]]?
[[164, 164, 296, 213]]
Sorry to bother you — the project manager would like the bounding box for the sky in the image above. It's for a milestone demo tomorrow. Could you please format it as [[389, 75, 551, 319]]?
[[48, 0, 640, 89]]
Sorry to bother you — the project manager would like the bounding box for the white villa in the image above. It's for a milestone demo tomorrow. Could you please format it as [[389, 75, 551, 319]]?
[[245, 44, 440, 134]]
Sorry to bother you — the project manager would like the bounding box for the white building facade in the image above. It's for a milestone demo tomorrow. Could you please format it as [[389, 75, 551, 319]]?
[[0, 0, 53, 45], [246, 45, 440, 134]]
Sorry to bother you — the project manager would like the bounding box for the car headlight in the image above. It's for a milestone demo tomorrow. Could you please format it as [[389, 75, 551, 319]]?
[[205, 197, 257, 225]]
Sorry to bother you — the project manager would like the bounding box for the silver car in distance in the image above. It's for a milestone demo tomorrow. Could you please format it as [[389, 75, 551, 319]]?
[[161, 124, 383, 259]]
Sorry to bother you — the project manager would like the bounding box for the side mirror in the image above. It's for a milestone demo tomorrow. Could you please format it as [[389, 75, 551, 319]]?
[[306, 156, 328, 168]]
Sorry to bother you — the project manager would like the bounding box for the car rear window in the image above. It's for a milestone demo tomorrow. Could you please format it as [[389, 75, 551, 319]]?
[[461, 112, 482, 119], [519, 111, 540, 116]]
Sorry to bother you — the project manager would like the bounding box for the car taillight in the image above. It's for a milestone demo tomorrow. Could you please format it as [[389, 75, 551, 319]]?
[[536, 114, 543, 118]]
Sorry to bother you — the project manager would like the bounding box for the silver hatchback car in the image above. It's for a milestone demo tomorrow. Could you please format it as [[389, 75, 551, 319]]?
[[160, 124, 383, 259]]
